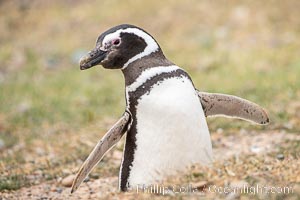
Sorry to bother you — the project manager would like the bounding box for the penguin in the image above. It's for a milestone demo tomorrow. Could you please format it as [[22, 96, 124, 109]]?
[[71, 24, 269, 193]]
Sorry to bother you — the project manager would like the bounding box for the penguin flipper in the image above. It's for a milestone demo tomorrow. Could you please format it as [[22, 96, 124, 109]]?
[[197, 91, 269, 125], [71, 111, 132, 193]]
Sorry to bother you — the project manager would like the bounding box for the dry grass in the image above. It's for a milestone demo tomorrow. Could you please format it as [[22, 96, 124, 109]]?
[[0, 0, 299, 199]]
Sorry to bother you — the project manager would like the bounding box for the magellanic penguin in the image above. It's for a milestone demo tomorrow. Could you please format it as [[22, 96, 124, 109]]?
[[71, 24, 269, 193]]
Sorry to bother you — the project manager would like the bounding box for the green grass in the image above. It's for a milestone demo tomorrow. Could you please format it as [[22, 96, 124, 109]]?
[[0, 175, 28, 191], [0, 0, 299, 195]]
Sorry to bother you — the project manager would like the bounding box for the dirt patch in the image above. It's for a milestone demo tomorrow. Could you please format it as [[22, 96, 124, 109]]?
[[1, 131, 299, 199]]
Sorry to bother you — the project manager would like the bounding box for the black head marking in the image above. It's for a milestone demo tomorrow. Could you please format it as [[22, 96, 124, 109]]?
[[94, 24, 161, 69], [100, 32, 147, 69], [96, 24, 141, 44], [79, 24, 165, 70]]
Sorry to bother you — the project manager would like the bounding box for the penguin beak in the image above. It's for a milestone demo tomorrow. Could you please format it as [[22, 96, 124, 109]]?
[[79, 47, 107, 70]]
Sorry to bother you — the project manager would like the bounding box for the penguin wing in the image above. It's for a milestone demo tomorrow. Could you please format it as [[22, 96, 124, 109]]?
[[197, 91, 269, 125], [71, 111, 132, 193]]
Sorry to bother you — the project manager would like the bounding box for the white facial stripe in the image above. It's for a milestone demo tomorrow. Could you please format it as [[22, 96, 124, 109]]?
[[126, 65, 180, 92], [102, 28, 159, 69]]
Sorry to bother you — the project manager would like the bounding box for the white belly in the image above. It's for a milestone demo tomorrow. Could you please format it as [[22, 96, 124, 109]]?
[[128, 76, 213, 187]]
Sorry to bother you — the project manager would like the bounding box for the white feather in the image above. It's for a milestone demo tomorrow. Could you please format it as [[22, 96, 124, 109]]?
[[126, 65, 179, 92], [125, 65, 179, 106], [102, 28, 159, 69], [127, 75, 213, 188]]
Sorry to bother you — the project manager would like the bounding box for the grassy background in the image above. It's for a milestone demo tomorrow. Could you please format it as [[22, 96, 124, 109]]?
[[0, 0, 299, 198]]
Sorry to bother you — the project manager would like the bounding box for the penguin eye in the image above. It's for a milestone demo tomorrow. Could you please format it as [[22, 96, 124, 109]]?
[[112, 39, 120, 46]]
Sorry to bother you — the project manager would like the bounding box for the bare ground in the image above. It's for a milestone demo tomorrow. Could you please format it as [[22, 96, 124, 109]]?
[[0, 0, 300, 199], [1, 129, 299, 200]]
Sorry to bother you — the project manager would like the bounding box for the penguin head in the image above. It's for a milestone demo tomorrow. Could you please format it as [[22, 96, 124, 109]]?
[[79, 24, 161, 70]]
